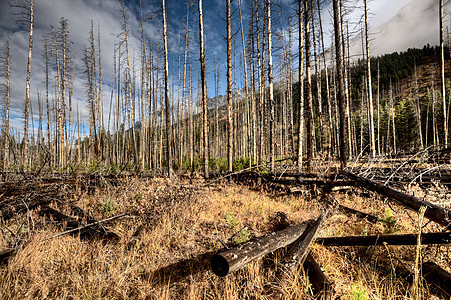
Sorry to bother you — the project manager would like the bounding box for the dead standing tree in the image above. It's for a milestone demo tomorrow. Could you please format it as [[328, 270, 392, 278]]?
[[226, 0, 233, 172], [162, 0, 173, 179], [10, 0, 34, 171], [1, 36, 11, 170], [333, 0, 348, 168], [198, 0, 209, 178], [267, 0, 275, 173]]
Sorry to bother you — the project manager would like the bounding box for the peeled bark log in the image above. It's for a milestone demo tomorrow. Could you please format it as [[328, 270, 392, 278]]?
[[316, 232, 451, 246], [210, 222, 309, 277], [341, 171, 451, 228]]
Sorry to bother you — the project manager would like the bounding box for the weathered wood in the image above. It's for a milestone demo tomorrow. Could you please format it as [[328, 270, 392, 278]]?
[[303, 253, 334, 299], [40, 205, 118, 240], [422, 261, 451, 297], [210, 222, 309, 277], [0, 197, 50, 221], [316, 232, 451, 246], [282, 214, 324, 273], [341, 171, 451, 228], [335, 203, 379, 223]]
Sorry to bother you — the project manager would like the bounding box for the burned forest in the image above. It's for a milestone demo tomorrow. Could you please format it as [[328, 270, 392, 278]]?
[[0, 0, 451, 299]]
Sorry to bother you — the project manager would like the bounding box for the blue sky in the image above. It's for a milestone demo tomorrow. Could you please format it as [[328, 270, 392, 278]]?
[[0, 0, 443, 138]]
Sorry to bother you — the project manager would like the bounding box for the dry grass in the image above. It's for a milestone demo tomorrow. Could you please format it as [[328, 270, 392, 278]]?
[[0, 176, 450, 299]]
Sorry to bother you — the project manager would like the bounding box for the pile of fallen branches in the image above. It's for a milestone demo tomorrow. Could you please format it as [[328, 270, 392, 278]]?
[[0, 173, 129, 264]]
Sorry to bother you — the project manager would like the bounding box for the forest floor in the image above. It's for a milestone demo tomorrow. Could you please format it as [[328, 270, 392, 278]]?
[[0, 171, 450, 299]]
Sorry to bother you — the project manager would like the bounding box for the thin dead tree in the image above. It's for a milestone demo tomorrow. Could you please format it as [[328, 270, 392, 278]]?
[[1, 36, 11, 170], [10, 0, 34, 170], [333, 0, 348, 168], [120, 0, 138, 165], [198, 0, 209, 178], [267, 0, 275, 173], [364, 0, 376, 157], [297, 0, 305, 172], [162, 0, 173, 178], [440, 0, 447, 146], [304, 0, 313, 171], [226, 0, 233, 172]]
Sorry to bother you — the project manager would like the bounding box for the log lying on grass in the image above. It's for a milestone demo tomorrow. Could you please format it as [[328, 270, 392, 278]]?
[[341, 171, 451, 228], [316, 232, 451, 246], [210, 222, 309, 277], [422, 261, 451, 297], [282, 215, 324, 273], [40, 205, 118, 240]]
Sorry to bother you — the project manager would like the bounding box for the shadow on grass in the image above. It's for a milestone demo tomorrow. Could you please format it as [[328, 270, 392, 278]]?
[[144, 250, 218, 287]]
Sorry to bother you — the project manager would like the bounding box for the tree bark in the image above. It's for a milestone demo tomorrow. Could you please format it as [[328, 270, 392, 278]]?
[[211, 222, 309, 277], [364, 0, 376, 157], [341, 171, 451, 228], [162, 0, 173, 178], [440, 0, 447, 146], [333, 0, 347, 168], [304, 0, 313, 171], [297, 0, 305, 172], [23, 0, 34, 171], [199, 0, 209, 178], [317, 232, 451, 246], [226, 0, 233, 172], [267, 0, 275, 173]]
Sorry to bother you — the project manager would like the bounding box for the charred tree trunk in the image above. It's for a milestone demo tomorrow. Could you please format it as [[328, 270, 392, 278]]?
[[199, 0, 209, 178], [210, 222, 309, 277], [333, 0, 347, 168], [162, 0, 173, 178], [317, 232, 451, 246], [342, 171, 451, 228]]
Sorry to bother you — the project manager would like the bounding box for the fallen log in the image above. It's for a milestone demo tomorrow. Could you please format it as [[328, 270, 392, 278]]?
[[341, 171, 451, 228], [40, 205, 119, 240], [422, 261, 451, 297], [282, 215, 324, 273], [316, 232, 451, 246], [336, 204, 379, 223], [210, 222, 309, 277], [303, 253, 334, 299], [0, 197, 51, 221]]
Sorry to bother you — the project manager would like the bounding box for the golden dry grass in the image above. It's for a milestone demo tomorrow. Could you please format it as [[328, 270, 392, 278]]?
[[0, 176, 450, 299]]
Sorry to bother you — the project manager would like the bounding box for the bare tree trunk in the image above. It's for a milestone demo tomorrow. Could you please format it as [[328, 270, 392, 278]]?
[[162, 0, 173, 178], [44, 38, 51, 168], [226, 0, 233, 172], [316, 0, 333, 159], [239, 0, 251, 165], [121, 0, 138, 166], [297, 0, 305, 172], [52, 28, 62, 168], [2, 37, 10, 170], [414, 65, 423, 148], [333, 0, 348, 168], [364, 0, 376, 157], [23, 0, 34, 171], [305, 0, 313, 171], [440, 0, 447, 146], [267, 0, 275, 173], [198, 0, 209, 178]]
